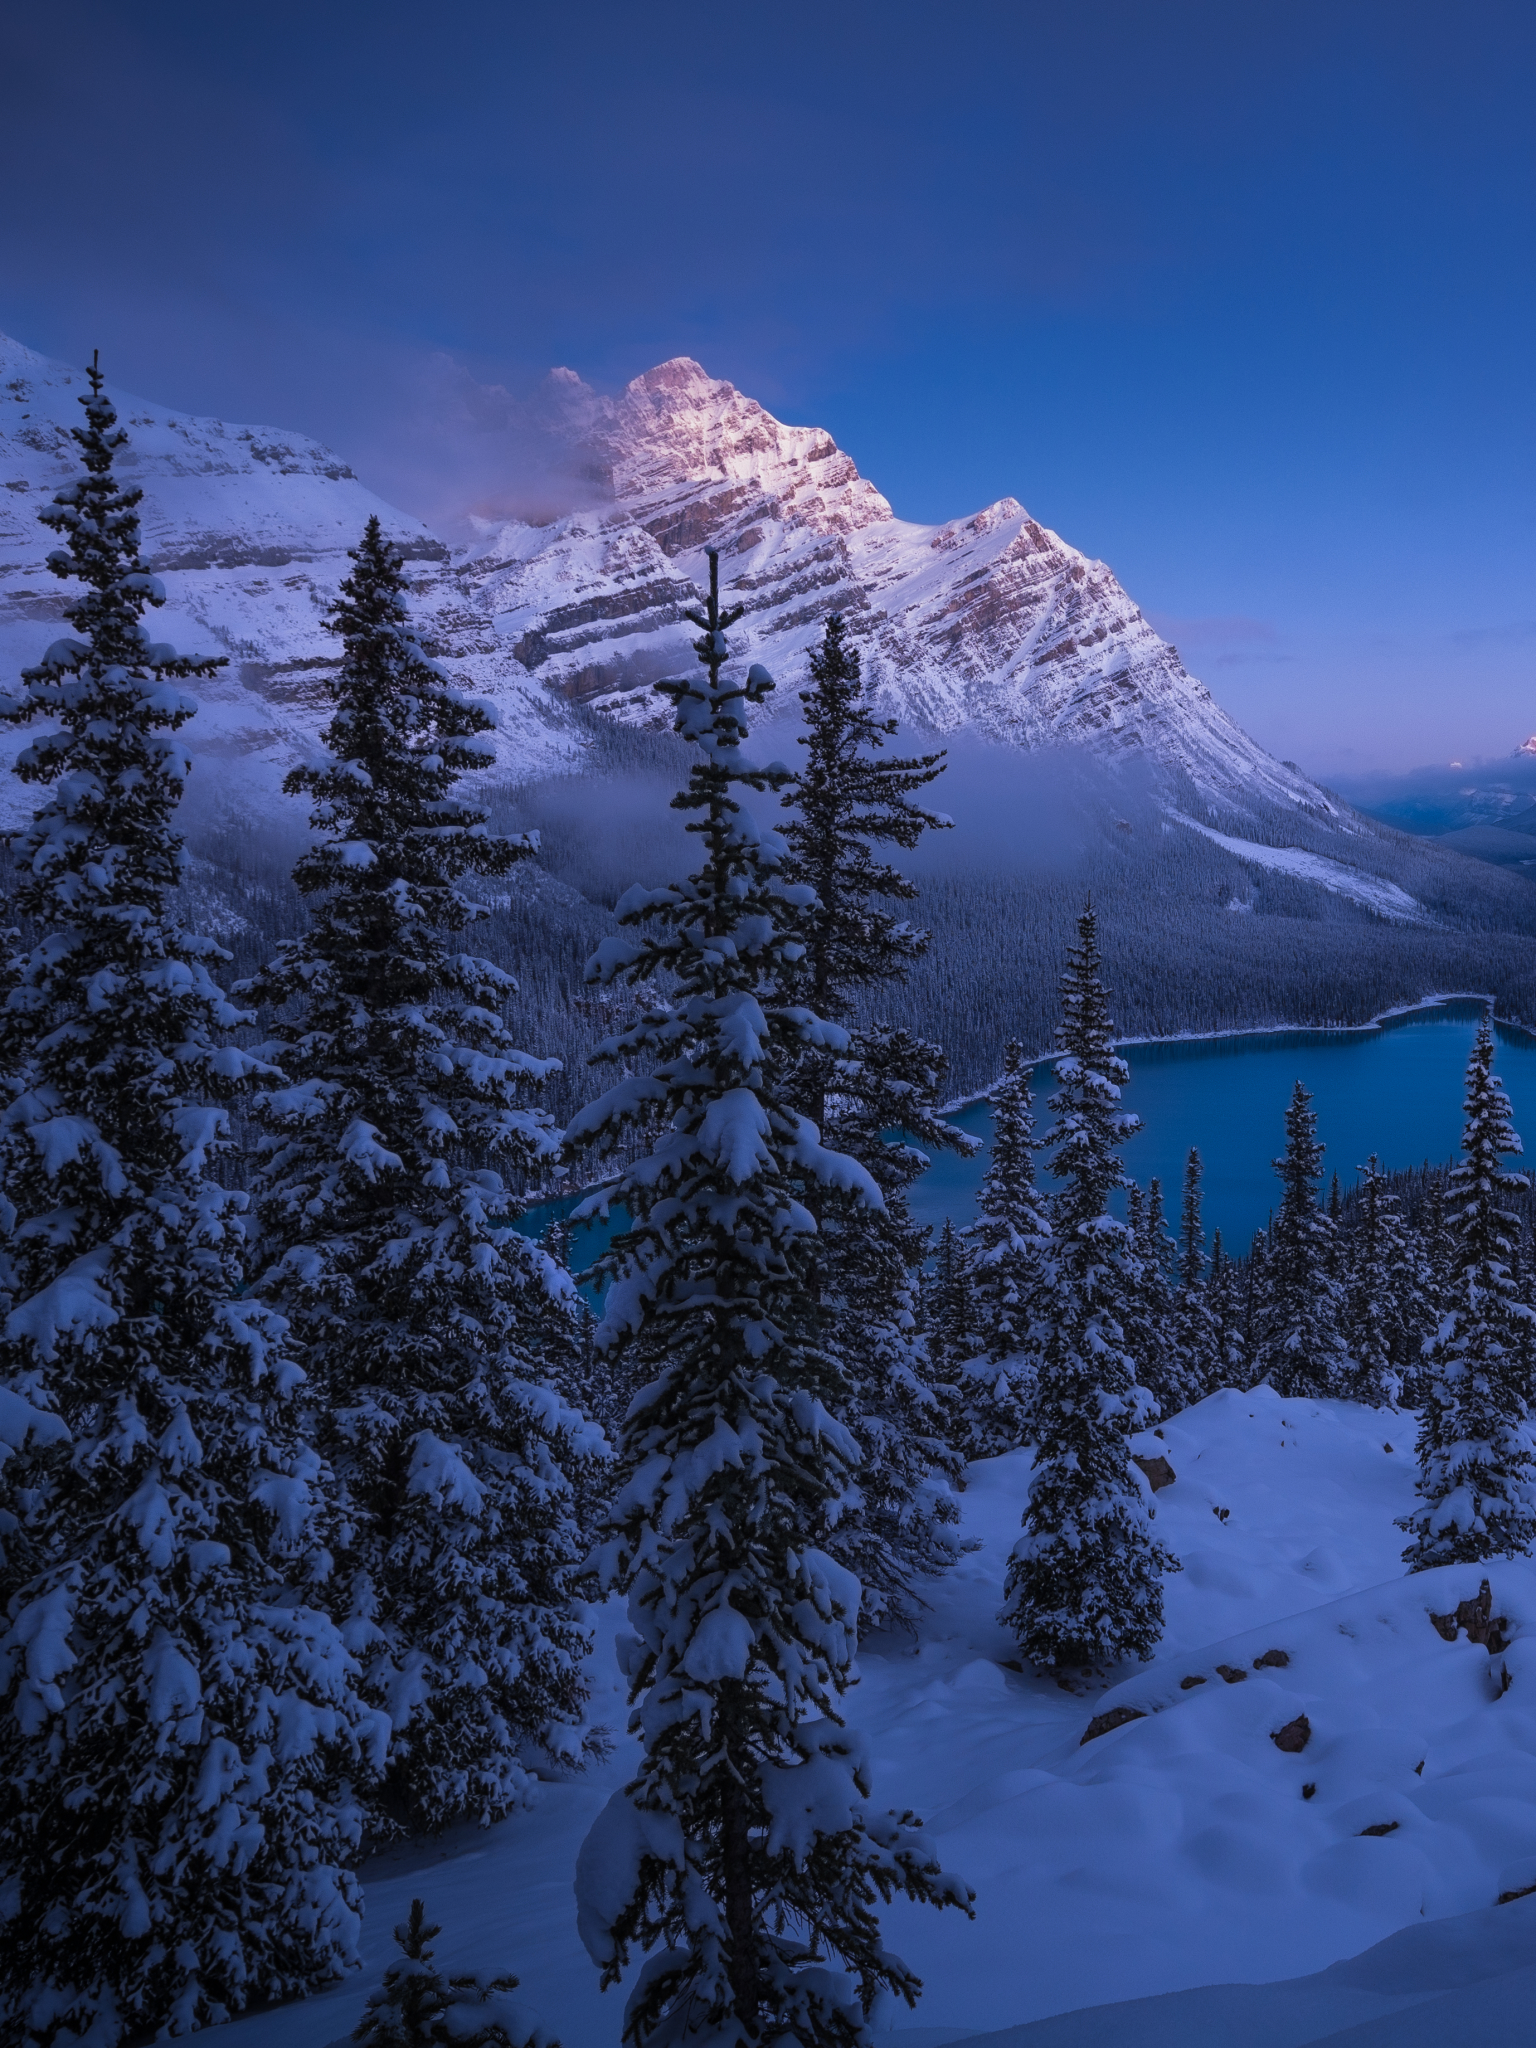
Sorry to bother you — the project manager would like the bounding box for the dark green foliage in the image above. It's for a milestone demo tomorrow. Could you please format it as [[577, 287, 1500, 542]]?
[[0, 361, 376, 2046], [1341, 1157, 1417, 1406], [780, 611, 948, 1028], [1169, 1149, 1223, 1407], [354, 1900, 556, 2048], [567, 555, 971, 2046], [815, 1025, 971, 1629], [1002, 904, 1178, 1674], [1255, 1082, 1351, 1398], [245, 517, 593, 1835], [962, 1042, 1051, 1454], [930, 1220, 975, 1370], [1401, 1020, 1536, 1568], [776, 612, 970, 1629]]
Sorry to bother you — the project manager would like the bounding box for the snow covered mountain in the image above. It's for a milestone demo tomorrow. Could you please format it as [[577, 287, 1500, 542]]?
[[464, 357, 1324, 809], [0, 333, 1324, 823], [0, 332, 579, 821]]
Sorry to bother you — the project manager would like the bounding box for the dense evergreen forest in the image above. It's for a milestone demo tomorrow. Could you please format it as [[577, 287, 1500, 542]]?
[[177, 709, 1536, 1124]]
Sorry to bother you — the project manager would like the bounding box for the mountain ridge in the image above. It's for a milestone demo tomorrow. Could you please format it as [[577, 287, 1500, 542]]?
[[472, 356, 1330, 813], [1, 333, 1325, 821]]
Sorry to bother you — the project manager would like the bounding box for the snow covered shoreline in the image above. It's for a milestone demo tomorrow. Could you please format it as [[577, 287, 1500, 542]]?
[[938, 991, 1510, 1116]]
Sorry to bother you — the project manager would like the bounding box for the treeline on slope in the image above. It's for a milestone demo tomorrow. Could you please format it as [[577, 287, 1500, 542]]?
[[936, 1064, 1536, 1431], [4, 366, 1534, 2048]]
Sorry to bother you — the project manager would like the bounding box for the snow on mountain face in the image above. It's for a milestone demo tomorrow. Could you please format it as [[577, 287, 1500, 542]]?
[[0, 333, 1321, 822], [469, 357, 1327, 809], [0, 334, 578, 823]]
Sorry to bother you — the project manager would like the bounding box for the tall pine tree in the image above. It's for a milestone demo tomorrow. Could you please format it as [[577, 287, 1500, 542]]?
[[245, 516, 595, 1835], [1255, 1082, 1352, 1399], [779, 611, 972, 1628], [811, 1024, 970, 1628], [1342, 1157, 1416, 1408], [780, 611, 948, 1035], [1401, 1020, 1536, 1568], [963, 1041, 1050, 1454], [1169, 1148, 1221, 1406], [0, 359, 380, 2045], [567, 553, 971, 2047], [1002, 904, 1178, 1674]]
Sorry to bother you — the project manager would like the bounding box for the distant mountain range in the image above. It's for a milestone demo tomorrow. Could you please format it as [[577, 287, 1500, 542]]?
[[0, 334, 1324, 820]]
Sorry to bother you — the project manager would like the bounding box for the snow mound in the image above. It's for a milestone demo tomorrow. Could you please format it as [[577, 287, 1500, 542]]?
[[941, 1893, 1536, 2046], [1170, 814, 1425, 922]]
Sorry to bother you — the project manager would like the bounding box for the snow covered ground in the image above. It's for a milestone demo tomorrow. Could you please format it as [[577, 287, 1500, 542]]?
[[224, 1386, 1536, 2047], [1170, 814, 1426, 923]]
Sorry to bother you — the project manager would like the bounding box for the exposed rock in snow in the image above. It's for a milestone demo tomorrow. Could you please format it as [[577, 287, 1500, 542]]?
[[216, 1384, 1536, 2048]]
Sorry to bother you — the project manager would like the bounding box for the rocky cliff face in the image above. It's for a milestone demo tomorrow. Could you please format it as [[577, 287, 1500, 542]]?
[[0, 334, 1323, 819], [464, 358, 1325, 809]]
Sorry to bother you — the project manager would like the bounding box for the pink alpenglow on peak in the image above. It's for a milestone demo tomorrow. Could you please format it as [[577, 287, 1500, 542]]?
[[461, 358, 1330, 810]]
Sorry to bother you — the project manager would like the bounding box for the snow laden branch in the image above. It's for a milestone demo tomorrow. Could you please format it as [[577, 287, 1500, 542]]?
[[770, 613, 977, 1633], [0, 357, 381, 2046], [565, 551, 971, 2047], [240, 515, 597, 1838], [1402, 1016, 1536, 1569], [1003, 901, 1180, 1675]]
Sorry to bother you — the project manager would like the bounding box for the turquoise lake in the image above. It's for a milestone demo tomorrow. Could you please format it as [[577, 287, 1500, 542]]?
[[911, 1001, 1536, 1253], [520, 1001, 1536, 1276]]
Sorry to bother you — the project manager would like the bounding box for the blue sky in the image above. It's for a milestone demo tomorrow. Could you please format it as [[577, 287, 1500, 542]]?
[[3, 0, 1533, 776]]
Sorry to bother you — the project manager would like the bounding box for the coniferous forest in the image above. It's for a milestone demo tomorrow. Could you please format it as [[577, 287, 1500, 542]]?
[[6, 370, 1536, 2047]]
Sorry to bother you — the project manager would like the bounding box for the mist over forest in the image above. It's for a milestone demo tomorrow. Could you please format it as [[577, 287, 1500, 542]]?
[[176, 703, 1536, 1141]]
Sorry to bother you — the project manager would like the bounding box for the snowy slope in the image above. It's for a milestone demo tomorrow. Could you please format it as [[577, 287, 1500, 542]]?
[[1170, 814, 1428, 922], [221, 1384, 1536, 2048], [0, 334, 579, 824], [944, 1896, 1536, 2047]]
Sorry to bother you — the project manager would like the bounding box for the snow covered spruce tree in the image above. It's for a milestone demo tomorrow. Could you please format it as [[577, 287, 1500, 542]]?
[[1254, 1082, 1352, 1399], [963, 1040, 1050, 1455], [1206, 1228, 1248, 1389], [353, 1899, 557, 2048], [780, 610, 948, 1041], [778, 610, 973, 1627], [245, 515, 594, 1835], [1169, 1148, 1221, 1404], [1124, 1180, 1181, 1418], [0, 359, 381, 2045], [1002, 903, 1178, 1674], [929, 1219, 975, 1372], [567, 554, 972, 2047], [1342, 1156, 1416, 1408], [1401, 1019, 1536, 1569], [808, 1022, 970, 1627]]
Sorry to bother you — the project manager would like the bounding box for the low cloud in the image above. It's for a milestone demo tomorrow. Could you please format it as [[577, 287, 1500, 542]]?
[[347, 354, 615, 541]]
